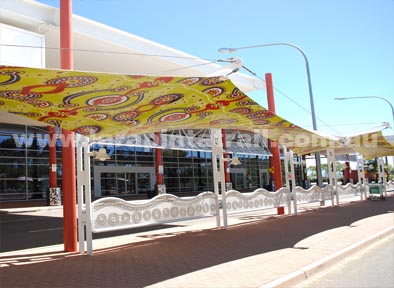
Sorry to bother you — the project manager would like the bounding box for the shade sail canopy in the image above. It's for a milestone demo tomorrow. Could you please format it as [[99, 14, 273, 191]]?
[[295, 130, 394, 159], [0, 66, 336, 153], [343, 131, 394, 159], [3, 65, 394, 159]]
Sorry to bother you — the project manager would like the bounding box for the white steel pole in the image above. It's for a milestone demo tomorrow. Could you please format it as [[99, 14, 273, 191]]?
[[327, 149, 338, 205], [210, 128, 224, 228], [83, 141, 93, 256], [356, 153, 365, 200], [76, 134, 85, 254], [377, 158, 388, 197], [284, 148, 295, 214]]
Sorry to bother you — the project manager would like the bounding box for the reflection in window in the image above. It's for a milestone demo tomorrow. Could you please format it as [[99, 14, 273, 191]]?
[[0, 124, 53, 201]]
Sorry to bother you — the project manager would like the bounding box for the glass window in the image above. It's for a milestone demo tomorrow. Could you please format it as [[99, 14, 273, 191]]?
[[179, 177, 194, 191], [115, 146, 135, 162], [0, 179, 27, 201], [101, 172, 117, 196], [136, 173, 150, 194], [0, 134, 19, 149], [0, 163, 27, 178]]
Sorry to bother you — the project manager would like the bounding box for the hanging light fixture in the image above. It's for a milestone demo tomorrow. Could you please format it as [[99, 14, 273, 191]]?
[[91, 148, 110, 161], [223, 156, 241, 166]]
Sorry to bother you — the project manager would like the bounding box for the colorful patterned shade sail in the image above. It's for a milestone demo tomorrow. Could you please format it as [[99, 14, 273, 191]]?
[[344, 131, 394, 159], [0, 66, 392, 158]]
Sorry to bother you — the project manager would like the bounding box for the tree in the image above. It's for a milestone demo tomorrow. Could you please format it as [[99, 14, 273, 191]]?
[[306, 165, 316, 179]]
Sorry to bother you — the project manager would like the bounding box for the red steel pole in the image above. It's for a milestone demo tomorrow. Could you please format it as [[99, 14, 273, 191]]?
[[60, 0, 73, 70], [265, 73, 283, 190], [222, 129, 231, 186], [345, 161, 351, 183], [60, 0, 77, 252], [47, 126, 57, 189], [155, 132, 164, 194]]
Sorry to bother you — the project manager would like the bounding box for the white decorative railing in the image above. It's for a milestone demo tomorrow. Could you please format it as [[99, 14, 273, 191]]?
[[321, 184, 335, 202], [337, 183, 362, 199], [294, 185, 322, 204], [91, 192, 218, 233], [293, 185, 334, 213], [224, 188, 291, 215]]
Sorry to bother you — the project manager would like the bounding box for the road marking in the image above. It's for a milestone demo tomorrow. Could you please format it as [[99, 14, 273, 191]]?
[[28, 227, 63, 233]]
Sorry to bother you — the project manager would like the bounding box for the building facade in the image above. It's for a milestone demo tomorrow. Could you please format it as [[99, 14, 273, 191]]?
[[0, 1, 307, 206], [0, 124, 279, 203]]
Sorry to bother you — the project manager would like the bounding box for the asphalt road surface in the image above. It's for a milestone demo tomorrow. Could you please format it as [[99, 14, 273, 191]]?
[[0, 210, 64, 252], [0, 209, 179, 252]]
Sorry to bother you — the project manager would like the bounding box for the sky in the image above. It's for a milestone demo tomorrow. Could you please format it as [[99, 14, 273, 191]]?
[[36, 0, 394, 139]]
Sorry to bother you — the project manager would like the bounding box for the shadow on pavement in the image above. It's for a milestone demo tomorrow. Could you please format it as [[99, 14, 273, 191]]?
[[0, 213, 181, 253], [0, 213, 64, 252], [1, 196, 393, 288]]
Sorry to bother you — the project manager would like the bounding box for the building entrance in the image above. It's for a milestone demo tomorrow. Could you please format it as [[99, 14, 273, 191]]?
[[260, 169, 270, 190], [230, 168, 246, 190], [94, 166, 155, 197]]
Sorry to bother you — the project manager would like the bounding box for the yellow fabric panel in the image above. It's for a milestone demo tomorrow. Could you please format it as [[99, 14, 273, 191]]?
[[346, 131, 394, 159], [3, 65, 392, 158], [0, 66, 333, 153]]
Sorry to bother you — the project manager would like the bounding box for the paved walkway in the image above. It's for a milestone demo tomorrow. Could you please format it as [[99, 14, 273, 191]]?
[[1, 196, 393, 288]]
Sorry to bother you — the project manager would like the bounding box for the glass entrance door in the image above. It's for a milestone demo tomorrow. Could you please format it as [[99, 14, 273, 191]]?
[[95, 166, 154, 197], [260, 169, 270, 190], [137, 173, 150, 194], [117, 172, 136, 195], [229, 168, 246, 190], [233, 173, 245, 190]]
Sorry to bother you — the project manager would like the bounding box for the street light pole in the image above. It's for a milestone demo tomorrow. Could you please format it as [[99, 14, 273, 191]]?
[[219, 43, 323, 186], [334, 96, 394, 135]]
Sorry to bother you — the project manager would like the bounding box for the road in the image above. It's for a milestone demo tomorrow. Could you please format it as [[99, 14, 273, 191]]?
[[0, 195, 390, 253], [0, 208, 181, 252], [1, 196, 393, 288], [303, 236, 394, 288], [0, 209, 64, 252]]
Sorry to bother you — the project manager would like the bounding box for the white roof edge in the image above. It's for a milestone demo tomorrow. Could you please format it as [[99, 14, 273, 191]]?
[[0, 0, 58, 26], [1, 0, 263, 93]]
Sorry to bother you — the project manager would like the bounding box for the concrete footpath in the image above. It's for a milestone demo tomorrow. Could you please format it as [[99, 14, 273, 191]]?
[[1, 196, 393, 288]]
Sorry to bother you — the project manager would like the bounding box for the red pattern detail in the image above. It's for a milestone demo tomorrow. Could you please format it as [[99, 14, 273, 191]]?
[[21, 84, 66, 95]]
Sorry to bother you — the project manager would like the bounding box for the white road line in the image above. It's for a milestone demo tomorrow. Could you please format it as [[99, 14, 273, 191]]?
[[28, 227, 63, 233]]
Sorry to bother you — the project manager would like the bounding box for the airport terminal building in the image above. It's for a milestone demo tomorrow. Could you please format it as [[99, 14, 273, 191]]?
[[0, 1, 305, 205]]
